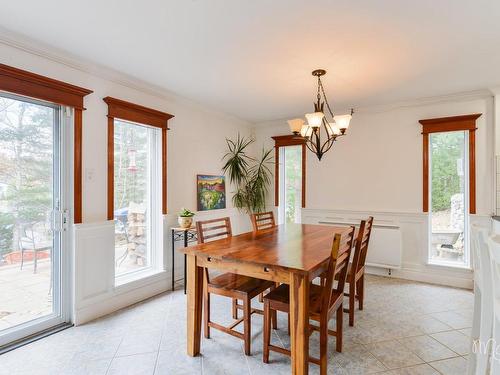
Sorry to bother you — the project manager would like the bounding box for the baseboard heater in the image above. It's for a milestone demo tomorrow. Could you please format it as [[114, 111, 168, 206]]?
[[318, 221, 402, 270]]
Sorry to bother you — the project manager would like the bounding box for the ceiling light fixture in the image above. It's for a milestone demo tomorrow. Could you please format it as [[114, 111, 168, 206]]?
[[287, 69, 353, 161]]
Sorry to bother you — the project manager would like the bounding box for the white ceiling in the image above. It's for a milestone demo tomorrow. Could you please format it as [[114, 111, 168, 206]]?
[[1, 0, 500, 122]]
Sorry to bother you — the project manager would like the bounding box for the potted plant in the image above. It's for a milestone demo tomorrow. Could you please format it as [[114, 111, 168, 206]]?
[[222, 134, 273, 214], [178, 208, 195, 228]]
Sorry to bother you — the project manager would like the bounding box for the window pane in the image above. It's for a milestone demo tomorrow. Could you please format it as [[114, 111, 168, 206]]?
[[283, 146, 302, 224], [429, 131, 468, 267], [114, 120, 153, 276], [0, 95, 58, 331]]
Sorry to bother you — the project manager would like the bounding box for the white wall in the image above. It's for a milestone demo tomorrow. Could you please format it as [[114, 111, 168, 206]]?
[[0, 41, 256, 324], [254, 93, 495, 288]]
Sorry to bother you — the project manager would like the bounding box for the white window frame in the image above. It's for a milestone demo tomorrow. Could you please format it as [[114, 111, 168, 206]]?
[[114, 120, 163, 286], [427, 130, 471, 269]]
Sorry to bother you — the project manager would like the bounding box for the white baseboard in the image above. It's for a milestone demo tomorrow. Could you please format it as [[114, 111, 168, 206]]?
[[74, 272, 171, 325], [366, 263, 473, 289]]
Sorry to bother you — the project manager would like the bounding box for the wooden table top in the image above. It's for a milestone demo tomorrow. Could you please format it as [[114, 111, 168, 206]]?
[[181, 223, 352, 275]]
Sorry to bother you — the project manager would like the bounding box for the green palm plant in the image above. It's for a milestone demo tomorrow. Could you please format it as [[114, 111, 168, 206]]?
[[222, 134, 273, 214]]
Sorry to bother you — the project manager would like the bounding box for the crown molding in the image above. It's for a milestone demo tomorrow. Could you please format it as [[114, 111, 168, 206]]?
[[0, 26, 251, 127], [254, 88, 494, 129]]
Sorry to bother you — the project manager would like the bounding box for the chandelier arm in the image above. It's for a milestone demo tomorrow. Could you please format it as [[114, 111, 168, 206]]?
[[304, 139, 317, 154], [324, 118, 334, 135], [321, 137, 336, 155], [315, 128, 322, 153], [319, 134, 334, 154]]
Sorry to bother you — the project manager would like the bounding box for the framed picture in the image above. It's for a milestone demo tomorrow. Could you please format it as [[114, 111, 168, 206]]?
[[197, 175, 226, 211]]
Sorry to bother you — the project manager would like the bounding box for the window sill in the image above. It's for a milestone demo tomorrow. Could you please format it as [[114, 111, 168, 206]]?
[[114, 269, 167, 291], [426, 260, 472, 272]]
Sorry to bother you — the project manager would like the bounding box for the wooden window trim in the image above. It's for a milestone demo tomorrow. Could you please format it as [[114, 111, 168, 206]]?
[[419, 113, 481, 214], [271, 135, 306, 208], [103, 97, 173, 219], [0, 63, 93, 224]]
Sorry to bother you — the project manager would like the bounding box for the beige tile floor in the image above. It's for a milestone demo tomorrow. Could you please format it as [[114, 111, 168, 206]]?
[[0, 275, 473, 375]]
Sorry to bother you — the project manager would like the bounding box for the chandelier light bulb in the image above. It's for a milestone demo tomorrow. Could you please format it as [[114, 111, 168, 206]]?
[[305, 112, 324, 128], [327, 122, 341, 136], [300, 125, 313, 137], [333, 114, 352, 131], [287, 118, 305, 134]]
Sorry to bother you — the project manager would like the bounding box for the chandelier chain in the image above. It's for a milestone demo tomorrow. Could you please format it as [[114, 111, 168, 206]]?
[[318, 77, 335, 118]]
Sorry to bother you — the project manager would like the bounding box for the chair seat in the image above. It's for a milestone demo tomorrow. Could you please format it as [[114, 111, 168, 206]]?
[[208, 272, 274, 297], [263, 283, 342, 315]]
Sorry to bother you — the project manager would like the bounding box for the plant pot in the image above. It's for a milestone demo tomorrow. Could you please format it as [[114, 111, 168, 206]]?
[[178, 216, 193, 228]]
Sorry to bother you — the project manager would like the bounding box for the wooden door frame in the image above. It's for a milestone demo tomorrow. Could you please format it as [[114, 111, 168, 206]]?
[[0, 63, 93, 223]]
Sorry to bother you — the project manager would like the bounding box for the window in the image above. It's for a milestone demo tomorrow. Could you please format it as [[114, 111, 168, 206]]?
[[420, 114, 481, 268], [113, 120, 159, 276], [272, 135, 306, 224], [278, 146, 303, 223], [104, 97, 173, 283], [429, 131, 468, 266]]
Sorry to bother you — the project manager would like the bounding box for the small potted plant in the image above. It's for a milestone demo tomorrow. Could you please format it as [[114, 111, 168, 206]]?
[[178, 208, 195, 228]]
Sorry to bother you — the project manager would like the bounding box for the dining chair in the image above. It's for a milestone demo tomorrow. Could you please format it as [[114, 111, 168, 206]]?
[[250, 211, 278, 303], [342, 216, 374, 326], [262, 226, 355, 374], [467, 225, 494, 375], [197, 217, 276, 355], [488, 233, 500, 374], [250, 211, 275, 232]]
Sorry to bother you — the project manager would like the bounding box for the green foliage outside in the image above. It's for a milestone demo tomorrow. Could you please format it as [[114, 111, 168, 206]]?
[[284, 146, 302, 223], [430, 132, 464, 212], [114, 120, 149, 212], [0, 98, 53, 257]]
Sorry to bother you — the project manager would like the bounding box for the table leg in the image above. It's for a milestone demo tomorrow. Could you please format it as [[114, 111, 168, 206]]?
[[186, 254, 203, 356], [289, 273, 309, 375], [171, 229, 175, 291], [184, 231, 188, 294]]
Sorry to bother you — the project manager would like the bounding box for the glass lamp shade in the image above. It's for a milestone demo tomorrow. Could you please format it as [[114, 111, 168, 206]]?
[[305, 112, 324, 128], [326, 122, 341, 136], [287, 118, 305, 134], [333, 114, 352, 131], [300, 125, 313, 137]]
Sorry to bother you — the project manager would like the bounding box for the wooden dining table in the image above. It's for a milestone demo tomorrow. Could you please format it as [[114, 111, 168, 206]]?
[[181, 223, 352, 375]]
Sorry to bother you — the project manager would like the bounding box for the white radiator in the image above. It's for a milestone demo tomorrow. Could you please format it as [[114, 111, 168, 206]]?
[[318, 221, 402, 269]]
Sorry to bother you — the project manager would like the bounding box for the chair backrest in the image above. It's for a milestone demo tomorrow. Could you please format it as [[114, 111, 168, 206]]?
[[471, 225, 492, 291], [250, 211, 275, 232], [196, 217, 232, 244], [314, 226, 355, 313], [352, 216, 374, 273]]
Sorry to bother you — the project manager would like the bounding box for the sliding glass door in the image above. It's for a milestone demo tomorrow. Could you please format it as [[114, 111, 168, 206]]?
[[0, 93, 68, 348]]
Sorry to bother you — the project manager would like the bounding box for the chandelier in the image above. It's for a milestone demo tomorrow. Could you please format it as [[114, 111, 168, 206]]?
[[287, 69, 353, 161]]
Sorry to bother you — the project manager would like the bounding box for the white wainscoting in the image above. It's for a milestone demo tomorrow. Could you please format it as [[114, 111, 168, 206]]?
[[73, 209, 254, 325], [302, 208, 478, 289], [73, 220, 169, 325]]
